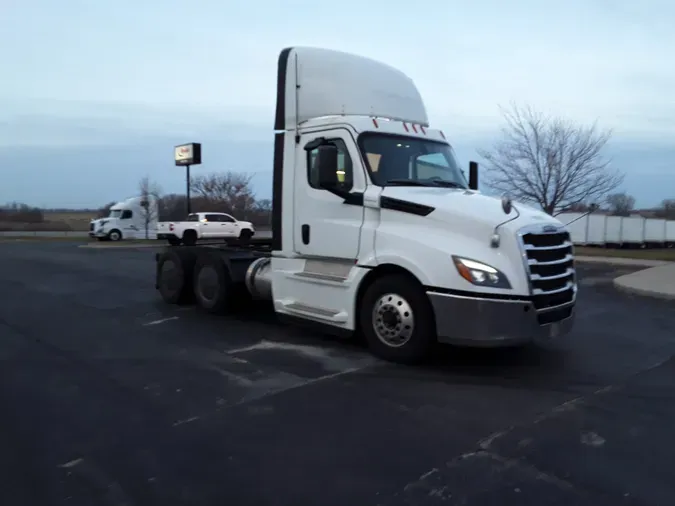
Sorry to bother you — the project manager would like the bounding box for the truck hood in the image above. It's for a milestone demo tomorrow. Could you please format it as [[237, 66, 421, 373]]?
[[91, 218, 116, 226], [382, 187, 562, 237]]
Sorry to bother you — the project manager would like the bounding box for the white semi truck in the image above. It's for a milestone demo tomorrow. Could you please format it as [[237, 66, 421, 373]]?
[[155, 47, 577, 364], [90, 196, 159, 241]]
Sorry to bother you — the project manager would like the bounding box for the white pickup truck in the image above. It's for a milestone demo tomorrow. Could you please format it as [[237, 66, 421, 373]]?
[[157, 212, 255, 246]]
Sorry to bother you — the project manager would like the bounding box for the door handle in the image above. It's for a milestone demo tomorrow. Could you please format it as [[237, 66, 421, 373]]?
[[301, 224, 310, 245]]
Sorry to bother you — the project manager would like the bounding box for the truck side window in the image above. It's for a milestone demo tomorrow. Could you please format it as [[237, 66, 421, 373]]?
[[121, 210, 132, 219], [186, 214, 199, 222], [307, 139, 353, 190], [221, 215, 235, 223], [205, 214, 221, 222]]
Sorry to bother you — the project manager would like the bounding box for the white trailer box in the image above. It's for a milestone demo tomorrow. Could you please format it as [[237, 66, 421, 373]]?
[[666, 221, 675, 244], [621, 217, 645, 245], [604, 216, 622, 244], [644, 218, 666, 244], [560, 213, 587, 244], [586, 215, 607, 245]]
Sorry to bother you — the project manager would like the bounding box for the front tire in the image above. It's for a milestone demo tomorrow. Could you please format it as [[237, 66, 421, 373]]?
[[108, 229, 122, 242], [360, 274, 436, 364], [182, 230, 197, 246], [239, 228, 253, 244]]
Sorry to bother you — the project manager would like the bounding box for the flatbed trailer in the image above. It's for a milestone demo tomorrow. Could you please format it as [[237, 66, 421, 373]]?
[[154, 46, 578, 364]]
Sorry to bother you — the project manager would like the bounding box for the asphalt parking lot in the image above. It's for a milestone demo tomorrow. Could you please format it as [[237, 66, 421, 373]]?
[[1, 242, 674, 506]]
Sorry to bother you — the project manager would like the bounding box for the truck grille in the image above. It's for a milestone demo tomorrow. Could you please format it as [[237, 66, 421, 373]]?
[[89, 222, 95, 231], [519, 226, 576, 325]]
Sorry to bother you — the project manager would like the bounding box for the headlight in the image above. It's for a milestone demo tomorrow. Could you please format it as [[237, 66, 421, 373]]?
[[452, 256, 511, 289]]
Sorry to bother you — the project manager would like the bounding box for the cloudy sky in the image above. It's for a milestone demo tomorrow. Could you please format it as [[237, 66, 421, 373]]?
[[1, 0, 673, 209]]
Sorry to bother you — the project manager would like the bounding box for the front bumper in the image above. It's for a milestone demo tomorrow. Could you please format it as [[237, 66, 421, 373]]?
[[428, 290, 575, 347]]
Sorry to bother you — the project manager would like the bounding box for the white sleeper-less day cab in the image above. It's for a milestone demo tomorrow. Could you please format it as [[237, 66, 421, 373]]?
[[155, 47, 577, 363], [90, 196, 159, 241]]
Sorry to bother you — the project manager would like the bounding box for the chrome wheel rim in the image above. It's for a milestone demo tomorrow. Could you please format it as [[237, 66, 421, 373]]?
[[372, 293, 414, 347]]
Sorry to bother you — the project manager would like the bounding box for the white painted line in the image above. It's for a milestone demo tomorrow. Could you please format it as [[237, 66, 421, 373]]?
[[143, 316, 179, 326], [172, 416, 200, 427], [59, 457, 84, 469]]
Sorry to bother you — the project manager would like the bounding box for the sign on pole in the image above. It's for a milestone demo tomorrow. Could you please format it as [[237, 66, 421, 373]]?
[[174, 143, 202, 166], [174, 143, 202, 215]]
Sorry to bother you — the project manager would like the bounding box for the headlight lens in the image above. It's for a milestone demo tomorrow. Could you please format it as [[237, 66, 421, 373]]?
[[452, 256, 511, 289]]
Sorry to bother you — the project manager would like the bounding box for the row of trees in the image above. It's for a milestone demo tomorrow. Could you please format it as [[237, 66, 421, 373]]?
[[0, 202, 45, 223]]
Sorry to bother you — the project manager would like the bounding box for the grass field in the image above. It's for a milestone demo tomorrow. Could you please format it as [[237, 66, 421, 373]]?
[[44, 211, 97, 231], [575, 246, 675, 261], [0, 211, 97, 232]]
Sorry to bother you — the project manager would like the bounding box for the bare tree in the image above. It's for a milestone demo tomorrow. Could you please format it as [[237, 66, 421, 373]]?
[[478, 103, 623, 215], [566, 202, 591, 213], [97, 201, 116, 218], [190, 171, 258, 217], [158, 193, 188, 221], [655, 198, 675, 220], [606, 192, 635, 217], [138, 176, 162, 239]]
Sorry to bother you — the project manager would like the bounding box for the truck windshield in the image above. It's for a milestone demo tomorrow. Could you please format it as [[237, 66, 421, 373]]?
[[358, 133, 467, 188], [108, 210, 122, 218]]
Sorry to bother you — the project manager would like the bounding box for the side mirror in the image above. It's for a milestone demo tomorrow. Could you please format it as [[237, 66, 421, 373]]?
[[316, 144, 339, 188], [468, 161, 479, 190]]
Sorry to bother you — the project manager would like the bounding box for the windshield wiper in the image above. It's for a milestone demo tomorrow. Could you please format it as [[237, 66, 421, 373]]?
[[385, 179, 431, 187], [386, 178, 465, 189], [428, 180, 464, 189]]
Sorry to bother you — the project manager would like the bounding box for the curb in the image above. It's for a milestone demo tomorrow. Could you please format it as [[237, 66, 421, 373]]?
[[79, 243, 162, 249], [612, 264, 675, 301]]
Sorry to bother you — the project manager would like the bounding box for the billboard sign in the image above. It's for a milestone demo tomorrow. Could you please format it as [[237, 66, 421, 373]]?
[[174, 143, 202, 166]]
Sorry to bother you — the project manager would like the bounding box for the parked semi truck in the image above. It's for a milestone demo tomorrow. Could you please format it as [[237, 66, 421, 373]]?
[[91, 196, 158, 241], [155, 47, 577, 364]]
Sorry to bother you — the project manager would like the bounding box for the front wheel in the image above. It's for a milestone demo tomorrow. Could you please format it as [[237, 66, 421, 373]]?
[[108, 229, 122, 242], [182, 230, 197, 246], [359, 274, 436, 364], [239, 228, 253, 244]]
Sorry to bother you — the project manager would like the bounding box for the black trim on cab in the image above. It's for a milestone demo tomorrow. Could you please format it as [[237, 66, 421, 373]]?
[[274, 48, 292, 131], [272, 132, 284, 251], [271, 48, 292, 251], [380, 196, 435, 216], [341, 192, 433, 216], [343, 192, 364, 206]]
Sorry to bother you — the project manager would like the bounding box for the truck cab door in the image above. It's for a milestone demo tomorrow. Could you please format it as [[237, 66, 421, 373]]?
[[203, 214, 221, 238], [120, 209, 136, 237], [294, 128, 365, 259], [221, 214, 237, 237]]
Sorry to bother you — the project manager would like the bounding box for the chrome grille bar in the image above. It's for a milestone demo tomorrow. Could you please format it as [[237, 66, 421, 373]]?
[[517, 224, 577, 324]]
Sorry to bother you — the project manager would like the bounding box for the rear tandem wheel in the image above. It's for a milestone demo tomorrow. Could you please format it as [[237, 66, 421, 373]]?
[[156, 248, 197, 304]]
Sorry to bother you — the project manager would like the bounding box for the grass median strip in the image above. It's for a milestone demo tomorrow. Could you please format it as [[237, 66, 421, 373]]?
[[575, 246, 675, 262]]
